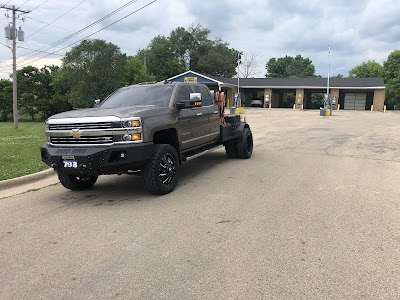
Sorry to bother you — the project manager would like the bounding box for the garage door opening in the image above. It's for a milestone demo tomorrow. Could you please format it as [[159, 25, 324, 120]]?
[[304, 91, 326, 109], [277, 91, 296, 108], [339, 91, 373, 110]]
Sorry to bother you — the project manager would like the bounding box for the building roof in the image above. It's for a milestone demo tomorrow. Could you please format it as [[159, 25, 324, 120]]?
[[231, 77, 385, 89], [168, 71, 385, 89]]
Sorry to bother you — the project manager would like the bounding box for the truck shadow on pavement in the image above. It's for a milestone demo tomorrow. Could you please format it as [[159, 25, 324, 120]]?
[[52, 151, 231, 207]]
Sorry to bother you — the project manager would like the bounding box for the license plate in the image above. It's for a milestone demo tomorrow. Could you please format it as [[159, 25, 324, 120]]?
[[63, 160, 78, 168]]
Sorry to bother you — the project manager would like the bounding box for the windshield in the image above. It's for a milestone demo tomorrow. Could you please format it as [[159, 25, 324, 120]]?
[[99, 85, 174, 108]]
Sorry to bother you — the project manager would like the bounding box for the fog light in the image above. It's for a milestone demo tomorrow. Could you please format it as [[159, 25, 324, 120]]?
[[122, 134, 132, 141], [132, 133, 141, 141]]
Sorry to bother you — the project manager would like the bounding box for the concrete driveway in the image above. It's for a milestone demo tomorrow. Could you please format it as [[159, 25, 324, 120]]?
[[1, 108, 400, 299]]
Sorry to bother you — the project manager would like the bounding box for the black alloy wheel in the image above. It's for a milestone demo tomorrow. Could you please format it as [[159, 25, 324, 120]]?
[[58, 172, 98, 191], [142, 144, 179, 195], [159, 153, 176, 186], [236, 127, 253, 159]]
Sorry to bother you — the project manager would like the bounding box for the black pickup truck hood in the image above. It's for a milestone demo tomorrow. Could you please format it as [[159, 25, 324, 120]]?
[[48, 105, 171, 120]]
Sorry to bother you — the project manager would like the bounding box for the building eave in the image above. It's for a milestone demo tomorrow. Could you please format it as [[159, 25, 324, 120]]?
[[167, 70, 224, 84]]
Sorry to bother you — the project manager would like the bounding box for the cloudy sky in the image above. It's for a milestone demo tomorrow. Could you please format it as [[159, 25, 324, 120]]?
[[1, 0, 399, 79]]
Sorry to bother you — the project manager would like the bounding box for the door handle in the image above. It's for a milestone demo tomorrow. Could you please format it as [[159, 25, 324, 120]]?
[[197, 113, 203, 116], [213, 111, 218, 114]]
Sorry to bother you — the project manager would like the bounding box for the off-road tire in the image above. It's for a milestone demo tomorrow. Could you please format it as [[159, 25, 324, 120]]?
[[236, 127, 253, 159], [224, 140, 238, 158], [141, 144, 179, 195], [58, 172, 98, 191]]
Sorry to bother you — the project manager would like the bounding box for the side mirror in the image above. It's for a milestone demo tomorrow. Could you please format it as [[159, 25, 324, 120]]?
[[177, 93, 203, 109], [190, 92, 202, 101], [94, 99, 100, 107], [177, 99, 202, 109]]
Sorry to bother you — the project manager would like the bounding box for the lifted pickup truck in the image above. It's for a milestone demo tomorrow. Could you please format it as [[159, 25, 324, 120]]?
[[41, 82, 253, 195]]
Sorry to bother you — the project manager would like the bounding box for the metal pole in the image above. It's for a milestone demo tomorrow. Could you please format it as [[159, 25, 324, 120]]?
[[12, 6, 18, 129], [326, 44, 331, 109], [237, 53, 240, 107]]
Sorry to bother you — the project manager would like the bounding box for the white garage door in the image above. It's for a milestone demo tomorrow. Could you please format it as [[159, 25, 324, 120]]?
[[344, 93, 367, 110]]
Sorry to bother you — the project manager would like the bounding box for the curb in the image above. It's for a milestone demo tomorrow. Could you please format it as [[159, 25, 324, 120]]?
[[0, 168, 56, 190]]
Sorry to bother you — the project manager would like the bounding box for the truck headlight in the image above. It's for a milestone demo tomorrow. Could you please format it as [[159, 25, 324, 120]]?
[[122, 119, 140, 128]]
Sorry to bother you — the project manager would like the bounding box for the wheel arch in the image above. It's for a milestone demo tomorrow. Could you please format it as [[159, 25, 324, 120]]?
[[236, 122, 251, 135], [152, 128, 181, 163]]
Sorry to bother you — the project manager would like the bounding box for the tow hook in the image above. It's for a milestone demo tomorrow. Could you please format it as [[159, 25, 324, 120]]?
[[51, 163, 59, 171]]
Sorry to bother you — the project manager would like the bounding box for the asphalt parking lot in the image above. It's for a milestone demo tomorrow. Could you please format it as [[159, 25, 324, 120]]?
[[1, 108, 400, 299]]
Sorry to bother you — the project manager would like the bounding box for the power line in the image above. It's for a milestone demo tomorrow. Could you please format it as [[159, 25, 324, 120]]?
[[26, 0, 86, 38], [0, 41, 11, 48], [29, 0, 50, 12], [17, 0, 139, 64], [26, 16, 72, 32], [17, 0, 31, 9], [16, 0, 158, 68], [17, 45, 64, 56]]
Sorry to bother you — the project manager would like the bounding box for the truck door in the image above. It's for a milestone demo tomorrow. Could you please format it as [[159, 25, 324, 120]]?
[[176, 85, 201, 150], [192, 84, 220, 145]]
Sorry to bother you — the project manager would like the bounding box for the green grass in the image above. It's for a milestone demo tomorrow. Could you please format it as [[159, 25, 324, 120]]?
[[0, 122, 48, 181]]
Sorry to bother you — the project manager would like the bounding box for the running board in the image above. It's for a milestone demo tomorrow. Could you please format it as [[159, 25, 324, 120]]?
[[183, 145, 223, 161]]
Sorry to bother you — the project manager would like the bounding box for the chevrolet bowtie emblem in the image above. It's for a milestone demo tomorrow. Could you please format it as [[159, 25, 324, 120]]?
[[70, 129, 81, 138]]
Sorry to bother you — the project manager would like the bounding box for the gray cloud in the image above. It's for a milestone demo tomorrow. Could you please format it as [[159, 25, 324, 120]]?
[[1, 0, 399, 78]]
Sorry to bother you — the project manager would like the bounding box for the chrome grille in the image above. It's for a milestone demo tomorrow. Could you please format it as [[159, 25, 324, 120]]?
[[50, 136, 114, 145], [49, 122, 113, 130]]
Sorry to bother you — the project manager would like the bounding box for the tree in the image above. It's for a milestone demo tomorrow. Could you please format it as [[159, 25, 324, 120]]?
[[138, 36, 185, 81], [0, 79, 12, 121], [265, 55, 316, 78], [142, 24, 239, 79], [62, 39, 127, 108], [349, 60, 385, 78], [16, 65, 69, 119], [385, 77, 400, 107], [194, 38, 239, 77], [239, 52, 258, 78], [17, 66, 42, 120], [384, 50, 400, 81], [169, 26, 198, 69], [39, 66, 72, 118], [384, 50, 400, 107], [169, 24, 239, 77], [124, 56, 156, 85]]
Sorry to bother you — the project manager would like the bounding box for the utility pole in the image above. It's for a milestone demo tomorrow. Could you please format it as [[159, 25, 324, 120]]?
[[237, 52, 240, 108], [326, 44, 331, 109], [1, 4, 29, 129]]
